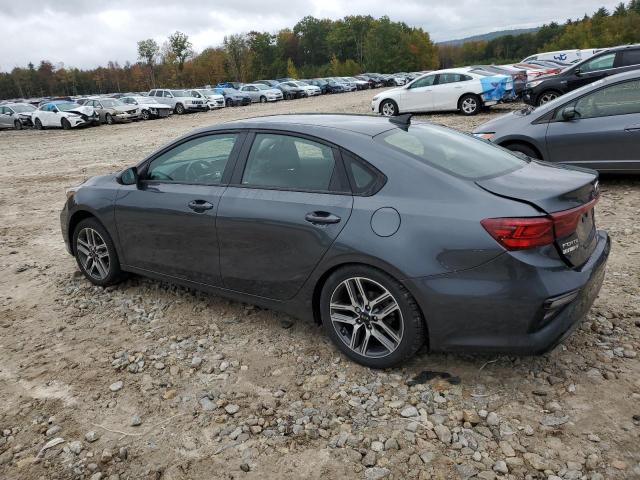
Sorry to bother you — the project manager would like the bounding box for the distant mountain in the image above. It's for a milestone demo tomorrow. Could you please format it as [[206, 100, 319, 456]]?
[[439, 27, 540, 46]]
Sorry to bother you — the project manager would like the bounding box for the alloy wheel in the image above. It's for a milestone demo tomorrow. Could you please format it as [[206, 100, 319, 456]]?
[[76, 227, 110, 281], [381, 101, 396, 116], [461, 97, 478, 114], [330, 277, 404, 358], [538, 92, 558, 105]]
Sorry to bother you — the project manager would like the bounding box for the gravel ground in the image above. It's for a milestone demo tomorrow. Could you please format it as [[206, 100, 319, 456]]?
[[0, 89, 639, 480]]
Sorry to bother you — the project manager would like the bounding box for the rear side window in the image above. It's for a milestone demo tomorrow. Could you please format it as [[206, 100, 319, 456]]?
[[376, 124, 525, 180], [341, 151, 386, 196], [560, 80, 640, 119], [242, 133, 336, 191], [620, 49, 640, 67]]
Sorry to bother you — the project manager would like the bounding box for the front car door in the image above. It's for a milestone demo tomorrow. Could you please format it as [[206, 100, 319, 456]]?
[[432, 73, 467, 110], [217, 131, 353, 300], [567, 52, 617, 91], [114, 132, 245, 285], [0, 106, 12, 127], [400, 75, 436, 112], [546, 78, 640, 172]]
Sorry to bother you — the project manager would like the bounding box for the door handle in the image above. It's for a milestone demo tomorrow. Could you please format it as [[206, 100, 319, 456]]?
[[625, 124, 640, 132], [305, 211, 341, 225], [188, 200, 214, 212]]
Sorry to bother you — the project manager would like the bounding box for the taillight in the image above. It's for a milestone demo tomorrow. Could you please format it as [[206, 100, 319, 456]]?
[[482, 197, 599, 251], [481, 217, 554, 250]]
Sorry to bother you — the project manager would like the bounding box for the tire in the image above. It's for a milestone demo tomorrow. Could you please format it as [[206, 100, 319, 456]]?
[[459, 94, 481, 116], [225, 98, 233, 107], [285, 93, 292, 100], [73, 218, 124, 287], [536, 90, 561, 106], [14, 120, 22, 130], [505, 143, 541, 159], [105, 113, 114, 125], [141, 109, 151, 120], [34, 118, 43, 130], [380, 99, 398, 117], [320, 265, 426, 368], [175, 103, 185, 114], [259, 96, 267, 103], [61, 118, 71, 130]]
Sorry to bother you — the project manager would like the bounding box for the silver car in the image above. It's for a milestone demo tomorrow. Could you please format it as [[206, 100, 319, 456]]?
[[473, 70, 640, 173], [78, 98, 139, 124], [239, 84, 284, 102], [0, 103, 36, 129]]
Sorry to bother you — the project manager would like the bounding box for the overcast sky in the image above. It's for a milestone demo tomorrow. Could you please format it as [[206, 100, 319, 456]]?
[[0, 0, 621, 71]]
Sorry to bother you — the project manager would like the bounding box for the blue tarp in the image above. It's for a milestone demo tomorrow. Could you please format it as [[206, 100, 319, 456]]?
[[480, 75, 509, 101]]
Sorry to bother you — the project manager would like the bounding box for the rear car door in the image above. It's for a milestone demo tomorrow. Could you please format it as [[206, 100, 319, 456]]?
[[401, 75, 436, 112], [546, 79, 640, 172], [217, 131, 353, 300], [114, 132, 245, 285]]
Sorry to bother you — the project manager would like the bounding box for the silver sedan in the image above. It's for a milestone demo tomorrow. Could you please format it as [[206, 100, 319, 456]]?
[[239, 84, 283, 103]]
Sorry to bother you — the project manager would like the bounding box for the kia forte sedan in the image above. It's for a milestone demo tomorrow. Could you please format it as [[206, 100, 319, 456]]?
[[60, 114, 609, 368]]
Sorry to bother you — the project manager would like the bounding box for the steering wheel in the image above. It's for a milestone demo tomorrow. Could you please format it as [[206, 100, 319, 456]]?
[[185, 159, 211, 182]]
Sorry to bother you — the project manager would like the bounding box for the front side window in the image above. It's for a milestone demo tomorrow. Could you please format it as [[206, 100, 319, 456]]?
[[146, 134, 238, 185], [580, 53, 616, 73], [409, 75, 435, 89], [377, 124, 525, 180], [242, 133, 336, 191], [558, 80, 640, 119]]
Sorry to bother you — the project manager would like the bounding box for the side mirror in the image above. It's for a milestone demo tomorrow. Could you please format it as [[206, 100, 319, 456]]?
[[561, 106, 579, 120], [117, 166, 138, 186], [574, 67, 581, 76]]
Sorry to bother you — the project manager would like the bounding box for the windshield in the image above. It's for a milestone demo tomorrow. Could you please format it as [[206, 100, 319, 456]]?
[[11, 104, 35, 113], [170, 90, 190, 97], [100, 99, 123, 107], [56, 103, 82, 112], [376, 124, 526, 180], [254, 84, 269, 90]]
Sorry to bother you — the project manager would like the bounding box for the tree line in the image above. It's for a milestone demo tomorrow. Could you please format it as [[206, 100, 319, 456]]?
[[1, 4, 639, 100], [0, 15, 438, 99]]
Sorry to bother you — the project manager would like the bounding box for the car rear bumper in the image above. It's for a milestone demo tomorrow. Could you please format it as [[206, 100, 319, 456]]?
[[406, 230, 610, 354]]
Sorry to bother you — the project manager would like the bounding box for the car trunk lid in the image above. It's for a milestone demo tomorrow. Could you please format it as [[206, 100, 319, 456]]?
[[477, 161, 600, 267]]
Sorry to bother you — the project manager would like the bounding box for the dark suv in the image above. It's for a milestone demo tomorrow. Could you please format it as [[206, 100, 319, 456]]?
[[524, 44, 640, 106]]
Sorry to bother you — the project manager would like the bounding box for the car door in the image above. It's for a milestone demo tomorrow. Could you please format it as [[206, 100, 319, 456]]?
[[41, 104, 57, 126], [217, 131, 353, 300], [431, 73, 467, 110], [546, 79, 640, 172], [114, 132, 245, 285], [567, 52, 617, 90], [399, 75, 436, 112], [0, 107, 11, 127]]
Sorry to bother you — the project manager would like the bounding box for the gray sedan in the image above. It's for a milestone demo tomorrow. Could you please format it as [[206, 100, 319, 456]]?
[[239, 84, 283, 102], [0, 103, 36, 129], [474, 70, 640, 173], [60, 114, 608, 368]]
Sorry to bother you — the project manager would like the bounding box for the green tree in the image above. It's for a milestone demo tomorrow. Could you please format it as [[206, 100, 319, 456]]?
[[286, 58, 298, 78], [166, 31, 193, 82], [137, 38, 159, 87]]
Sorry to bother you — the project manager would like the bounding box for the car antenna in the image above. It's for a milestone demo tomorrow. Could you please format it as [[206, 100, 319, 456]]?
[[389, 113, 412, 130]]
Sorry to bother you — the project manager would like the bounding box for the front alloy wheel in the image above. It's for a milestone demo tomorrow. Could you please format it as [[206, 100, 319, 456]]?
[[73, 218, 123, 286], [459, 95, 480, 115], [538, 91, 559, 105], [380, 100, 397, 117]]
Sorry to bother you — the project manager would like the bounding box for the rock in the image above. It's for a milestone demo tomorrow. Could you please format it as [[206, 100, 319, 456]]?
[[37, 437, 65, 458], [131, 415, 142, 426], [473, 451, 482, 462], [46, 425, 62, 437], [200, 397, 216, 411], [611, 460, 627, 470], [434, 424, 451, 444], [362, 450, 377, 467], [499, 440, 515, 457], [477, 471, 496, 480], [400, 406, 418, 418], [101, 448, 113, 463], [109, 381, 123, 392], [486, 412, 499, 426], [588, 433, 600, 442], [371, 441, 384, 452], [523, 452, 551, 471], [493, 460, 509, 474], [90, 473, 103, 480], [163, 389, 177, 400], [0, 450, 13, 465], [384, 438, 399, 450], [456, 464, 479, 479], [463, 410, 480, 424], [420, 451, 436, 464], [540, 415, 569, 427], [191, 356, 203, 368], [68, 440, 83, 454], [225, 404, 240, 415], [364, 467, 390, 480], [154, 362, 165, 370], [388, 400, 404, 409], [240, 463, 250, 472]]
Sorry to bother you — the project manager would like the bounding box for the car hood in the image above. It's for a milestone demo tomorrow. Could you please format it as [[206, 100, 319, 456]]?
[[66, 106, 95, 116], [113, 105, 137, 113], [204, 94, 224, 100]]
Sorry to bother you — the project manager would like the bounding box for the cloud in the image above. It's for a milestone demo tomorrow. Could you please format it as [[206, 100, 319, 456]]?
[[0, 0, 621, 71]]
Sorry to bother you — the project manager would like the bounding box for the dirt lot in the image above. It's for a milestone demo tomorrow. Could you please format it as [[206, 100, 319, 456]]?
[[1, 89, 639, 480]]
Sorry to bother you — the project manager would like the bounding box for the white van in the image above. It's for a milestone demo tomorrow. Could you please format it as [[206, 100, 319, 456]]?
[[522, 49, 601, 64]]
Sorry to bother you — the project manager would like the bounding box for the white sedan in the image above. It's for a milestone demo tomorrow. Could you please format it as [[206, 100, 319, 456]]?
[[371, 68, 511, 116], [120, 96, 173, 119], [32, 101, 98, 129]]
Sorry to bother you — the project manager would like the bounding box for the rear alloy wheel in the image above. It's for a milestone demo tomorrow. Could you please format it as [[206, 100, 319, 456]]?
[[61, 118, 72, 130], [73, 218, 123, 287], [34, 118, 43, 130], [141, 109, 151, 120], [260, 96, 267, 103], [380, 99, 398, 117], [537, 90, 560, 106], [105, 113, 114, 125], [175, 103, 185, 114], [459, 94, 480, 116], [14, 120, 22, 130], [320, 266, 426, 368]]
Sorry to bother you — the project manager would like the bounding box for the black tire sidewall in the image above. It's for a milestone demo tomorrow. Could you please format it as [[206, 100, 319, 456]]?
[[380, 100, 398, 116], [62, 118, 71, 130], [175, 104, 184, 114], [260, 96, 267, 103], [507, 143, 539, 159], [106, 114, 113, 124], [320, 265, 425, 368], [35, 118, 43, 130], [73, 218, 122, 287], [142, 110, 150, 120]]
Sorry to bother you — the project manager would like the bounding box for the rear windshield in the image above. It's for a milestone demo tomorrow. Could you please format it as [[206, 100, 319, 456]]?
[[376, 124, 525, 179]]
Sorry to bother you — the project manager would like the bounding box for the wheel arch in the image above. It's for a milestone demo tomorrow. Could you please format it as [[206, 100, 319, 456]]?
[[499, 139, 545, 160], [67, 210, 107, 255], [458, 92, 483, 107], [310, 261, 431, 349], [378, 98, 399, 114]]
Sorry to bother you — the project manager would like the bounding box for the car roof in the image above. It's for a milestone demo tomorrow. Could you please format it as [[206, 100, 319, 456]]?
[[207, 114, 405, 137]]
